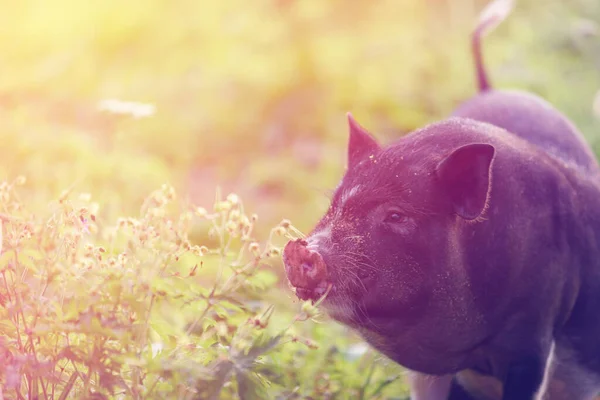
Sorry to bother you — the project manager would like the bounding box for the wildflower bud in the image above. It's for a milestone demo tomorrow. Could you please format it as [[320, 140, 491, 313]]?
[[249, 242, 260, 254], [301, 301, 317, 318], [226, 220, 237, 233], [240, 215, 250, 228], [196, 207, 207, 217], [274, 226, 286, 236], [251, 213, 258, 222], [279, 219, 291, 228], [58, 190, 70, 203], [151, 193, 167, 207], [161, 184, 176, 200], [166, 187, 176, 200], [253, 318, 267, 329], [229, 209, 240, 221], [269, 247, 281, 256], [199, 246, 209, 256], [226, 193, 239, 205]]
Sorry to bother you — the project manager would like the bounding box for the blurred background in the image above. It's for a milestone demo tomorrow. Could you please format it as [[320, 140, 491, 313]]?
[[0, 0, 599, 280]]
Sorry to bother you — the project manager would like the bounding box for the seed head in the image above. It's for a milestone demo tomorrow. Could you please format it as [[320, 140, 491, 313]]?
[[301, 301, 317, 318], [226, 193, 239, 205], [249, 242, 260, 254]]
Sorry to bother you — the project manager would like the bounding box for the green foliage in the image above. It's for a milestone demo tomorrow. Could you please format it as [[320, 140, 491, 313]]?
[[0, 183, 407, 399]]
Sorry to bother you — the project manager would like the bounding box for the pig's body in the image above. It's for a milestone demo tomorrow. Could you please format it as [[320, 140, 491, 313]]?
[[445, 91, 600, 399], [285, 114, 600, 399], [453, 89, 599, 174], [356, 117, 600, 399], [282, 0, 600, 398]]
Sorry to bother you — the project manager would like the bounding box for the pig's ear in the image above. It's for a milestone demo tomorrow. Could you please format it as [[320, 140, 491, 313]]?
[[347, 112, 381, 169], [435, 143, 495, 220]]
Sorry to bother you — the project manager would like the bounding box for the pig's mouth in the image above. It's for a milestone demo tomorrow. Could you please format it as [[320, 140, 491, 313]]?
[[294, 284, 330, 302], [283, 238, 392, 329], [283, 239, 332, 303]]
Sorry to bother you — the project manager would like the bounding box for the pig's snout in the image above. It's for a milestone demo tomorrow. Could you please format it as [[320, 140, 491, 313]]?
[[283, 238, 329, 301]]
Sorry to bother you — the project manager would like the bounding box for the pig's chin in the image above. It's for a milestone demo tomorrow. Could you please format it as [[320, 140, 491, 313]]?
[[293, 284, 329, 302], [312, 289, 363, 324], [319, 288, 400, 329]]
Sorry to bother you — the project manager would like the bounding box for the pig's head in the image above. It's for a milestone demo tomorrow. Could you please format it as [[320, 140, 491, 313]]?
[[283, 115, 495, 336]]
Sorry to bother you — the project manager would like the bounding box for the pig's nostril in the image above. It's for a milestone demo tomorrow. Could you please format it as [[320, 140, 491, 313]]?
[[301, 262, 313, 272]]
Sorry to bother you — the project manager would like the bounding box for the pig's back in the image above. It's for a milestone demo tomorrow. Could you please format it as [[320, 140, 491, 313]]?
[[452, 89, 599, 174]]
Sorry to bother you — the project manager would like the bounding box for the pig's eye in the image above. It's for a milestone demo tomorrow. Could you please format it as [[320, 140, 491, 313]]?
[[384, 211, 407, 224]]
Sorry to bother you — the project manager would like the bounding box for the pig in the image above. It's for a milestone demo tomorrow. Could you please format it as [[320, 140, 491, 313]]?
[[282, 0, 600, 399]]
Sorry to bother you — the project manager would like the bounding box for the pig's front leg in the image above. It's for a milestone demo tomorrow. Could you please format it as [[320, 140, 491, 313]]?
[[408, 371, 483, 400], [407, 371, 453, 400], [502, 353, 547, 400]]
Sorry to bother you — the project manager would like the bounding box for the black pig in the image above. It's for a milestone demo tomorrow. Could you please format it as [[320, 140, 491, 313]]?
[[282, 1, 600, 399]]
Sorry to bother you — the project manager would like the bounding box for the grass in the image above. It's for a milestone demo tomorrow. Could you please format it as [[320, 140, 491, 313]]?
[[0, 0, 599, 398]]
